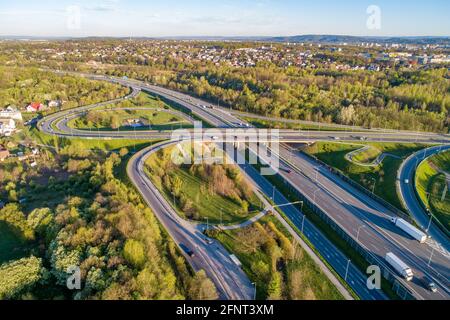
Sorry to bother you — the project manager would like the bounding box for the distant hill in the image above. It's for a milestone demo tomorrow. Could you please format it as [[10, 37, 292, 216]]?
[[1, 34, 449, 45], [267, 35, 450, 45]]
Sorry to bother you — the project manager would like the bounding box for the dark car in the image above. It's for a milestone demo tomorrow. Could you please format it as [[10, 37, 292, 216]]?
[[204, 237, 214, 245], [420, 275, 438, 293], [281, 167, 292, 174], [179, 243, 195, 257]]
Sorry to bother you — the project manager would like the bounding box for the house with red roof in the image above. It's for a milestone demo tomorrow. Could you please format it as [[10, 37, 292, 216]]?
[[26, 102, 44, 113]]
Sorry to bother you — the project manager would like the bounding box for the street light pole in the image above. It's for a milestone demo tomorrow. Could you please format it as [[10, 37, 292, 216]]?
[[345, 259, 351, 281], [426, 215, 433, 233], [369, 176, 377, 195], [301, 214, 306, 234], [252, 282, 257, 300]]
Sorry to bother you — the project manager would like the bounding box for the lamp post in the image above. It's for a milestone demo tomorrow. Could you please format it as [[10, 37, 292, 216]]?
[[205, 217, 209, 231], [301, 214, 306, 234], [345, 259, 351, 281], [369, 176, 377, 194], [426, 215, 433, 233], [252, 282, 257, 300]]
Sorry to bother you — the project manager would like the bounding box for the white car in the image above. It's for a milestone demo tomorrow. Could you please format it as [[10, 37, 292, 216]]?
[[404, 179, 410, 184]]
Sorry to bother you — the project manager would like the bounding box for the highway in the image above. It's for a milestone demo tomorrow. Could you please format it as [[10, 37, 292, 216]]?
[[232, 154, 387, 300], [398, 145, 450, 252], [39, 71, 450, 300], [273, 147, 450, 300], [128, 141, 253, 300]]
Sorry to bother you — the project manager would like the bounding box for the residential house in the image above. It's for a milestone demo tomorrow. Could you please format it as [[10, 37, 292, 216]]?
[[0, 118, 16, 136], [0, 106, 23, 121], [48, 100, 62, 108], [26, 102, 44, 113]]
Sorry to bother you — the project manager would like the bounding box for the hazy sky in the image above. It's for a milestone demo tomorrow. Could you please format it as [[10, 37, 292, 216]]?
[[0, 0, 449, 37]]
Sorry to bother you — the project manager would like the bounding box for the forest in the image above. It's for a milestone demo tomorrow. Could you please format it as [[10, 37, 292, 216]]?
[[0, 142, 217, 300], [102, 63, 449, 133]]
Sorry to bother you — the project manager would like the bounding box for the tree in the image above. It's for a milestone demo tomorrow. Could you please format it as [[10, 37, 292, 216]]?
[[123, 239, 146, 268], [0, 204, 34, 241], [188, 270, 218, 300], [110, 114, 120, 130], [27, 208, 53, 237], [0, 256, 44, 299], [119, 147, 129, 158]]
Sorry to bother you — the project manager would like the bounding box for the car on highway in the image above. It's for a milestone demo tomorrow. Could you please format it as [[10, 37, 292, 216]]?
[[404, 179, 410, 184], [281, 167, 292, 174], [203, 237, 214, 245], [179, 243, 195, 257], [420, 276, 438, 293]]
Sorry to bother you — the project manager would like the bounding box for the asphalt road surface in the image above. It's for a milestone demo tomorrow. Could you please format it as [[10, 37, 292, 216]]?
[[398, 145, 450, 252]]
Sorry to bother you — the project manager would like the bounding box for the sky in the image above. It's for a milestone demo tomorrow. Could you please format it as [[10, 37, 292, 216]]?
[[0, 0, 449, 37]]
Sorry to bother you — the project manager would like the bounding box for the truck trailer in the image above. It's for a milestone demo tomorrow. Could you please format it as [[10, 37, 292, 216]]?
[[391, 217, 427, 243], [385, 252, 414, 281]]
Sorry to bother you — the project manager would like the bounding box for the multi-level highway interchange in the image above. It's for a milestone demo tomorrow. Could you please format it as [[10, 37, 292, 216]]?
[[38, 71, 450, 301]]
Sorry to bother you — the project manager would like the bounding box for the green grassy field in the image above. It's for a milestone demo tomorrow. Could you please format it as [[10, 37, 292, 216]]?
[[351, 146, 382, 164], [67, 109, 192, 132], [145, 146, 263, 225], [210, 215, 344, 300], [303, 142, 428, 211], [429, 150, 450, 172], [415, 150, 450, 232], [148, 166, 263, 225]]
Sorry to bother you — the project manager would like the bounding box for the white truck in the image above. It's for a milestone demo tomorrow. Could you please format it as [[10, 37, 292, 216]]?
[[385, 252, 414, 281], [391, 217, 427, 243]]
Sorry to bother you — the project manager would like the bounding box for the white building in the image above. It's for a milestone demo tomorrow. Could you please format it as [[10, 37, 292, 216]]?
[[0, 118, 16, 136], [0, 106, 22, 121], [48, 100, 62, 108]]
